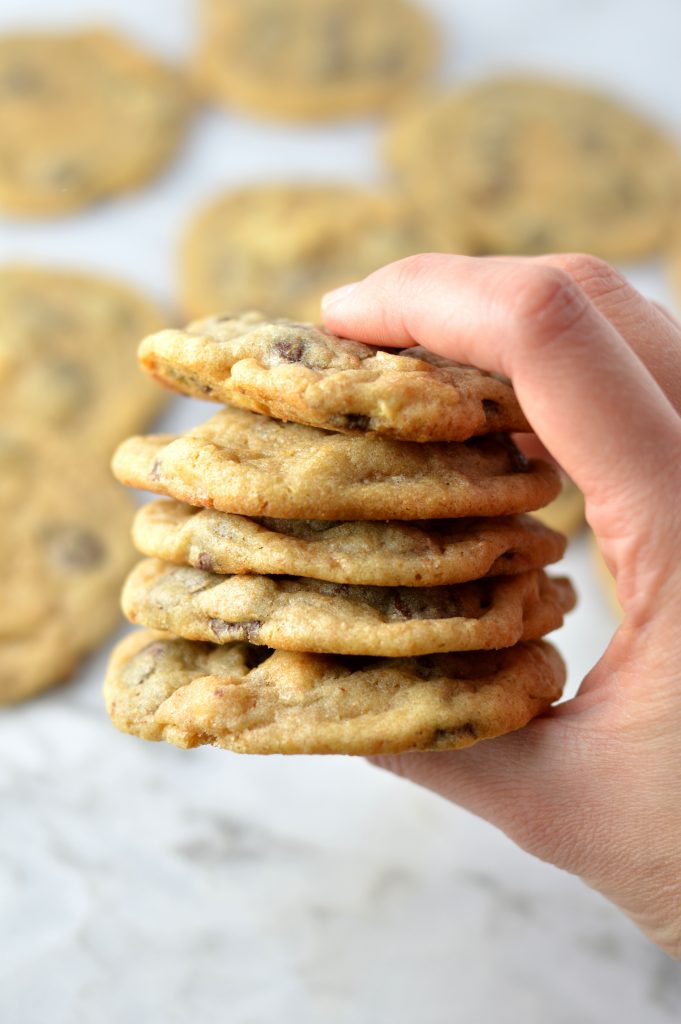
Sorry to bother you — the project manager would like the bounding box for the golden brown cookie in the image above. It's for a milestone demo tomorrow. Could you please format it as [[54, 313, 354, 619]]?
[[0, 266, 168, 457], [139, 312, 529, 441], [0, 29, 190, 215], [133, 501, 566, 587], [180, 185, 454, 321], [105, 629, 566, 754], [665, 238, 681, 309], [122, 559, 575, 657], [112, 407, 561, 520], [194, 0, 437, 121], [0, 437, 136, 704], [385, 76, 681, 259]]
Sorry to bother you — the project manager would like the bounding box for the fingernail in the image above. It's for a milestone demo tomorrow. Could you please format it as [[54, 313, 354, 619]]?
[[321, 281, 359, 309]]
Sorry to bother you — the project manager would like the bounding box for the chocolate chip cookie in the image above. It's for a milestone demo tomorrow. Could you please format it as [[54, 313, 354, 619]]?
[[385, 76, 681, 259], [133, 501, 566, 587], [0, 266, 167, 457], [0, 438, 136, 704], [0, 29, 191, 215], [121, 559, 575, 657], [139, 312, 529, 441], [180, 185, 454, 321], [112, 406, 560, 520], [193, 0, 437, 121], [105, 630, 566, 753]]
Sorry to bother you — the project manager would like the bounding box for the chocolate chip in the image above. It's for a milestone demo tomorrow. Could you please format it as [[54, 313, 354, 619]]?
[[46, 161, 86, 190], [122, 641, 166, 687], [612, 176, 643, 210], [41, 524, 105, 571], [476, 166, 516, 203], [431, 722, 477, 746], [520, 226, 553, 253], [497, 436, 529, 472], [482, 399, 501, 419], [272, 339, 307, 363], [2, 64, 44, 95], [579, 127, 608, 153], [167, 366, 213, 394], [209, 619, 262, 642], [341, 414, 371, 432], [371, 46, 407, 75], [197, 552, 216, 572], [47, 360, 91, 417]]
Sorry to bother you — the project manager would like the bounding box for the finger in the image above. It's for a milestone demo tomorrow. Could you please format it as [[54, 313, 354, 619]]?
[[322, 254, 681, 557], [504, 254, 681, 415], [365, 696, 616, 880], [514, 433, 555, 466], [651, 298, 681, 327]]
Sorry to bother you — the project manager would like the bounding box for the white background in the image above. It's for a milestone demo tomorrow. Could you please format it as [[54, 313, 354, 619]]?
[[0, 1, 679, 1021]]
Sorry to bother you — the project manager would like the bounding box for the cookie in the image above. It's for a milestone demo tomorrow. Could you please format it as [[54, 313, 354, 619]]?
[[531, 478, 584, 536], [0, 437, 136, 704], [385, 76, 681, 259], [122, 559, 575, 657], [0, 29, 190, 215], [0, 266, 168, 457], [112, 407, 561, 520], [180, 185, 455, 322], [105, 630, 565, 754], [193, 0, 436, 121], [665, 241, 681, 308], [133, 501, 566, 587], [139, 312, 530, 441]]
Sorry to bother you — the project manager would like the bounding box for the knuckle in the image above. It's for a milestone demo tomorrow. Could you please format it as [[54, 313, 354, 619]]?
[[391, 251, 445, 284], [548, 253, 629, 302], [508, 266, 589, 342]]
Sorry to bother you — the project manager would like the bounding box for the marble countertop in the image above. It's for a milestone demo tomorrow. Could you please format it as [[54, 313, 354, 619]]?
[[1, 1, 680, 1020]]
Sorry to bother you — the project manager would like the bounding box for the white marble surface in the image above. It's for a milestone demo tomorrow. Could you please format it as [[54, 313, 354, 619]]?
[[1, 1, 681, 1021]]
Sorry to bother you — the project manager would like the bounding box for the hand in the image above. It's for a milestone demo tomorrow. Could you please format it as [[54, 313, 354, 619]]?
[[322, 253, 681, 960]]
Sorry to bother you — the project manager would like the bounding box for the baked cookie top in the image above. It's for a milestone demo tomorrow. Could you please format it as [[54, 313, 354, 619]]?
[[0, 435, 135, 704], [105, 630, 566, 754], [194, 0, 437, 121], [180, 185, 454, 322], [0, 29, 190, 215], [112, 407, 561, 520], [385, 76, 681, 260], [139, 312, 529, 441], [0, 266, 167, 456], [133, 500, 566, 587], [122, 559, 575, 657]]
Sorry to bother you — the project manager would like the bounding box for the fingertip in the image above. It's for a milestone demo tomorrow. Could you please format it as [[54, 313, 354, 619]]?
[[320, 280, 360, 311]]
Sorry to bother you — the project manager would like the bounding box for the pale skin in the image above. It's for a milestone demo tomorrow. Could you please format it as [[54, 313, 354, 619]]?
[[322, 252, 681, 960]]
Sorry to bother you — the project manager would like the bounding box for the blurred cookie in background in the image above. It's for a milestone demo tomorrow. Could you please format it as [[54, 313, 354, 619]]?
[[0, 267, 170, 702], [0, 29, 191, 216], [665, 233, 681, 308], [0, 438, 136, 704], [193, 0, 438, 121], [384, 76, 681, 259], [180, 183, 458, 321], [531, 477, 584, 537], [0, 266, 168, 458]]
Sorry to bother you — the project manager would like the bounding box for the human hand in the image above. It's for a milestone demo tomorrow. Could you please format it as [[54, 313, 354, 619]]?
[[322, 252, 681, 960]]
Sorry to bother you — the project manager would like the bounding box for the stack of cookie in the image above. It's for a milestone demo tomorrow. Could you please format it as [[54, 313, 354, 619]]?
[[106, 313, 575, 755]]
